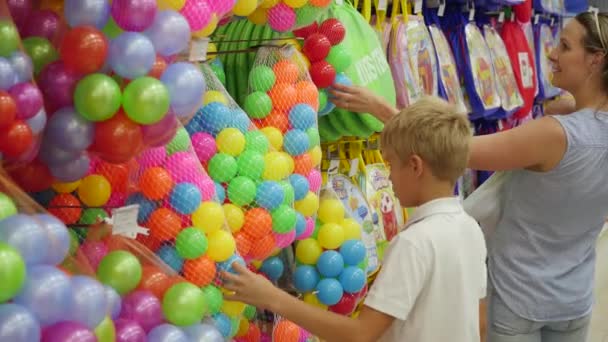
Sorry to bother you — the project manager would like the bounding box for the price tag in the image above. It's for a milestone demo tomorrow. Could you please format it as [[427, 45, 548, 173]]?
[[438, 2, 446, 16], [349, 158, 359, 177], [534, 14, 540, 25], [189, 38, 209, 62], [328, 159, 340, 175], [498, 11, 505, 23], [106, 205, 149, 239], [414, 0, 423, 14], [468, 8, 476, 22], [550, 17, 555, 26], [378, 0, 388, 11]]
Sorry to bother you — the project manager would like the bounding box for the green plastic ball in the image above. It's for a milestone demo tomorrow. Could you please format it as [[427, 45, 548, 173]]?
[[327, 45, 353, 73], [271, 204, 297, 234], [123, 77, 170, 124], [0, 20, 19, 57], [227, 176, 257, 206], [306, 128, 321, 147], [102, 18, 122, 39], [244, 92, 272, 119], [0, 242, 26, 303], [249, 65, 276, 92], [208, 153, 238, 183], [22, 37, 58, 74], [318, 90, 328, 111], [175, 227, 208, 259], [79, 208, 108, 225], [166, 127, 190, 155], [162, 282, 207, 326], [210, 63, 226, 86], [243, 305, 256, 320], [74, 73, 122, 122], [68, 230, 80, 255], [244, 131, 270, 153], [237, 150, 265, 179], [97, 250, 142, 295], [281, 181, 295, 205], [296, 4, 325, 27], [0, 193, 17, 220], [202, 285, 223, 315]]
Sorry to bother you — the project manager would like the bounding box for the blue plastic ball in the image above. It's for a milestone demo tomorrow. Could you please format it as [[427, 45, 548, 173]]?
[[0, 214, 48, 265], [64, 0, 110, 29], [170, 183, 202, 214], [293, 265, 320, 292], [36, 213, 70, 265], [316, 250, 344, 278], [339, 266, 366, 293], [339, 240, 366, 266], [255, 181, 285, 211], [156, 245, 184, 273], [161, 62, 206, 117], [217, 254, 246, 275], [105, 285, 122, 320], [147, 323, 189, 342], [283, 129, 310, 156], [126, 193, 157, 224], [294, 213, 306, 238], [315, 278, 344, 306], [144, 10, 190, 57], [231, 109, 251, 133], [209, 313, 232, 338], [319, 101, 336, 116], [260, 256, 284, 281], [68, 276, 107, 329], [289, 104, 316, 130], [183, 323, 223, 342], [214, 182, 226, 202], [196, 102, 231, 135], [288, 174, 310, 201], [9, 51, 33, 84], [0, 57, 16, 90], [0, 304, 40, 341], [108, 32, 156, 80]]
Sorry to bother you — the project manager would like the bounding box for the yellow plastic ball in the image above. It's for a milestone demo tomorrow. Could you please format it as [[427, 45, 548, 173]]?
[[318, 199, 345, 224], [310, 146, 322, 167], [303, 292, 328, 310], [52, 180, 81, 193], [157, 0, 185, 10], [207, 42, 217, 61], [217, 128, 246, 156], [207, 230, 236, 262], [248, 7, 268, 25], [203, 90, 228, 105], [193, 14, 219, 38], [222, 299, 246, 317], [263, 152, 291, 181], [317, 223, 345, 250], [223, 204, 244, 232], [251, 260, 263, 269], [233, 0, 258, 16], [294, 192, 319, 217], [192, 201, 225, 234], [260, 0, 280, 8], [279, 152, 295, 174], [261, 127, 283, 151], [342, 218, 362, 240], [78, 175, 112, 207], [237, 318, 250, 337], [271, 248, 281, 257], [295, 238, 322, 264], [284, 0, 308, 8]]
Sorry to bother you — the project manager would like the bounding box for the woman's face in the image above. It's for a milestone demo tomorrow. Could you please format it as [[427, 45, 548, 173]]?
[[548, 19, 601, 94]]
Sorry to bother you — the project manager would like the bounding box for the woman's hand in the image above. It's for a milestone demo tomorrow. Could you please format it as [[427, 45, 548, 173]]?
[[329, 83, 399, 123], [222, 262, 283, 311]]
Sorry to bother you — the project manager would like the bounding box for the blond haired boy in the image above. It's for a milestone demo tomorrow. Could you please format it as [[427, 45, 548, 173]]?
[[222, 97, 487, 342]]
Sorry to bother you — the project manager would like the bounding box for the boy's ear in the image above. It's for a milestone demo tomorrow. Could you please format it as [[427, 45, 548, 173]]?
[[410, 154, 424, 177]]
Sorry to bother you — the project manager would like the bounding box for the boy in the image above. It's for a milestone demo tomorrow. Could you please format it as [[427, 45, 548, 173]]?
[[223, 96, 487, 342]]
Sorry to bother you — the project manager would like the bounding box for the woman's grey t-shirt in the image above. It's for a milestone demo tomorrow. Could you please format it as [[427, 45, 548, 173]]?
[[489, 108, 608, 321]]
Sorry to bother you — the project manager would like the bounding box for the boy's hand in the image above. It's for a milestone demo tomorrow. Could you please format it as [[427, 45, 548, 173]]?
[[222, 262, 282, 311], [329, 83, 399, 123]]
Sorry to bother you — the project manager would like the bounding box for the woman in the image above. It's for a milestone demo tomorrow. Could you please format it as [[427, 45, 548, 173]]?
[[329, 11, 608, 342]]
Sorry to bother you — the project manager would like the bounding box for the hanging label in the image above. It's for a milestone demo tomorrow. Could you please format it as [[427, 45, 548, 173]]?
[[469, 8, 476, 22], [550, 17, 555, 26], [498, 12, 505, 23], [378, 0, 388, 11], [414, 0, 423, 14], [534, 14, 540, 25], [518, 52, 534, 89], [189, 38, 209, 62], [328, 159, 340, 175], [438, 2, 446, 16], [106, 205, 149, 239], [349, 159, 359, 177]]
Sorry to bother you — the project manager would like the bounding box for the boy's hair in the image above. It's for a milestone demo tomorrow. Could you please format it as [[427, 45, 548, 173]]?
[[380, 96, 472, 183]]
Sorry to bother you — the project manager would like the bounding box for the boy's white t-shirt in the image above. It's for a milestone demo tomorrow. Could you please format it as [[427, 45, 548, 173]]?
[[365, 197, 487, 342]]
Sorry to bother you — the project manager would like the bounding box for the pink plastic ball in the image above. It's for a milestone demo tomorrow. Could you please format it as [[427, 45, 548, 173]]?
[[137, 147, 167, 168], [208, 0, 236, 17], [267, 3, 296, 32], [180, 0, 212, 31], [199, 176, 216, 200], [274, 229, 296, 249], [297, 217, 315, 240], [307, 169, 322, 192], [80, 241, 109, 270], [111, 0, 158, 31], [164, 152, 200, 182], [191, 132, 217, 163], [299, 330, 312, 342], [106, 192, 126, 208]]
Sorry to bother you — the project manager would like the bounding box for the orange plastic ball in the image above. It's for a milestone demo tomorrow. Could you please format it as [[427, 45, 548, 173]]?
[[242, 208, 272, 239], [147, 208, 182, 241], [248, 233, 276, 261], [136, 234, 164, 253], [96, 161, 129, 193], [138, 265, 176, 298], [140, 167, 173, 200], [234, 231, 253, 256], [272, 60, 300, 84], [273, 320, 301, 342], [294, 154, 313, 175], [310, 0, 332, 6], [295, 81, 319, 110], [183, 256, 216, 287], [48, 193, 82, 225], [268, 83, 298, 111], [254, 110, 290, 133]]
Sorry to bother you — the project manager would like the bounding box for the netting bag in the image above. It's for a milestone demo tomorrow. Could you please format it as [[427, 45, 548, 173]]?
[[245, 0, 332, 34], [293, 188, 369, 315], [271, 316, 316, 342]]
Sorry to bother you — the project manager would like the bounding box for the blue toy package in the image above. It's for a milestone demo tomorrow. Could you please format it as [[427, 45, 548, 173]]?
[[534, 18, 561, 100]]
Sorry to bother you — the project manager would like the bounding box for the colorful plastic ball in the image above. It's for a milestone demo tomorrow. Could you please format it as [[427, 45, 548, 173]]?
[[22, 37, 58, 75], [183, 322, 224, 342], [294, 192, 319, 217], [241, 208, 272, 239], [233, 0, 258, 16], [274, 229, 296, 248], [0, 214, 48, 265], [293, 265, 319, 292], [114, 319, 146, 342], [294, 213, 307, 238], [268, 83, 298, 111], [223, 204, 245, 232], [37, 213, 71, 265], [284, 0, 308, 8], [192, 201, 225, 234], [316, 250, 344, 278], [202, 285, 223, 315], [339, 266, 366, 293], [315, 278, 343, 306], [125, 193, 157, 223], [0, 243, 26, 303], [273, 320, 300, 342], [9, 82, 43, 120], [0, 192, 17, 220], [0, 58, 16, 90], [206, 230, 236, 262], [196, 102, 231, 135], [161, 62, 205, 117], [64, 0, 111, 29], [144, 10, 190, 57], [293, 21, 318, 38], [120, 290, 164, 332], [74, 73, 121, 122], [78, 174, 111, 207], [260, 256, 284, 281], [255, 181, 285, 211], [14, 265, 71, 325], [273, 60, 299, 84], [109, 32, 155, 80], [0, 90, 16, 128], [207, 153, 237, 183], [47, 193, 82, 225], [217, 254, 246, 277], [333, 73, 353, 89], [283, 129, 310, 156], [329, 292, 357, 315], [179, 0, 211, 31], [192, 12, 219, 38], [140, 167, 173, 200], [268, 3, 296, 32], [318, 223, 345, 250], [0, 120, 33, 158], [203, 90, 228, 105], [245, 130, 270, 153], [0, 20, 19, 57], [170, 183, 202, 215], [0, 303, 40, 341], [182, 257, 216, 287], [271, 204, 297, 234], [191, 132, 216, 163], [111, 0, 158, 32], [216, 128, 246, 157], [249, 65, 276, 92], [319, 199, 345, 224], [157, 245, 184, 273], [327, 45, 352, 73], [165, 126, 189, 155], [289, 104, 316, 130], [303, 33, 331, 62], [97, 251, 143, 295], [237, 150, 265, 180], [42, 321, 97, 342], [262, 125, 284, 148], [295, 238, 322, 265], [307, 128, 321, 148], [310, 61, 336, 89], [60, 26, 108, 75], [244, 91, 272, 119], [227, 176, 257, 206], [67, 276, 107, 329], [340, 240, 366, 266], [319, 18, 346, 45], [9, 51, 33, 84], [230, 108, 251, 133], [123, 76, 170, 124], [147, 324, 188, 342], [280, 180, 295, 205]]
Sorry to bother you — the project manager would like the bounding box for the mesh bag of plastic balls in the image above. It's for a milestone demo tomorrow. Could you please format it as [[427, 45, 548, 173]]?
[[245, 0, 333, 34], [292, 188, 369, 315], [0, 7, 47, 166], [270, 317, 318, 342]]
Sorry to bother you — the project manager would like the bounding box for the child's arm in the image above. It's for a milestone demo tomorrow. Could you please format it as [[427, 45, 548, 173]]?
[[222, 263, 394, 342]]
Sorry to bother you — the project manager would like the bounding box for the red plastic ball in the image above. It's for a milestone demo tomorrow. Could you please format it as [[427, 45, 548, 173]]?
[[319, 18, 346, 45], [90, 111, 143, 164], [329, 292, 358, 315], [303, 33, 331, 62], [7, 159, 53, 192], [60, 26, 108, 74], [293, 22, 318, 39], [309, 61, 336, 89], [0, 91, 16, 128], [0, 120, 33, 158]]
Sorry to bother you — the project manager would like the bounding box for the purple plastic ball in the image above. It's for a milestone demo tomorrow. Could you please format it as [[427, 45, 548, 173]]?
[[119, 290, 163, 332], [111, 0, 157, 32], [42, 321, 96, 342], [9, 82, 43, 120]]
